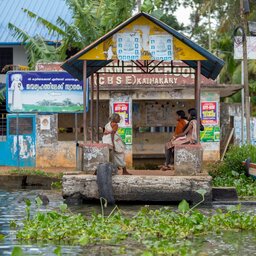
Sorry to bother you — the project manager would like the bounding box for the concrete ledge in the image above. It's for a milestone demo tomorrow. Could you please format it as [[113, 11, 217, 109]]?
[[0, 175, 60, 189], [174, 144, 203, 176], [62, 175, 212, 204], [212, 187, 238, 201]]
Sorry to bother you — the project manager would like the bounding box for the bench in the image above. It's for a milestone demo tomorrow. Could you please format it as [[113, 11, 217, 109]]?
[[174, 144, 203, 176]]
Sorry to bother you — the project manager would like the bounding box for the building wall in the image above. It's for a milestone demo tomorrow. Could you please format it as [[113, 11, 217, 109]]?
[[36, 114, 76, 168], [0, 45, 28, 83], [34, 89, 221, 168]]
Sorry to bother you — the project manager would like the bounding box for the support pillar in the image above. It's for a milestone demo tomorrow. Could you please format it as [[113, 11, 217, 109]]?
[[110, 93, 133, 168], [195, 61, 201, 142]]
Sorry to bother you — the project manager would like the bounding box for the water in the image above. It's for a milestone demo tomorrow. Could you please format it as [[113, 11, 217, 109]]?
[[0, 189, 256, 255], [0, 189, 83, 256]]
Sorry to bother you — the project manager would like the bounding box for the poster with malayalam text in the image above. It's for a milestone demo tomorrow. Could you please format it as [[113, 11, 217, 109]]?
[[201, 101, 218, 125], [112, 100, 132, 145], [113, 102, 130, 126]]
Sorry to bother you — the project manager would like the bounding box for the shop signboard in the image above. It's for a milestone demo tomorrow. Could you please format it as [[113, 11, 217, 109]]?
[[6, 71, 88, 113]]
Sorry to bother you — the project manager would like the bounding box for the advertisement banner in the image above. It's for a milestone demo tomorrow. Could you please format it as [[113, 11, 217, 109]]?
[[118, 127, 132, 145], [200, 126, 220, 142], [112, 98, 132, 145], [6, 71, 86, 113], [149, 35, 173, 61], [113, 102, 130, 126], [201, 101, 218, 125]]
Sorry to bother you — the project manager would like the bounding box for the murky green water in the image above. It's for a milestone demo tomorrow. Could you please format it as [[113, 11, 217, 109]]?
[[0, 189, 256, 255]]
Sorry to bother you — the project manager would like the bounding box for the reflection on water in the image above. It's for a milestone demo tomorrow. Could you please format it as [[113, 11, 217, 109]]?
[[0, 189, 256, 255], [193, 231, 256, 256]]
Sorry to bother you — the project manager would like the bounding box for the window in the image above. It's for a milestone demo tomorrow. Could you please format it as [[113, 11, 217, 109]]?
[[0, 48, 13, 74], [9, 117, 33, 135]]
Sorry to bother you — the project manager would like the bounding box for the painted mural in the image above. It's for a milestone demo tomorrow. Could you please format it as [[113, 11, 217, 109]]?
[[6, 71, 84, 113]]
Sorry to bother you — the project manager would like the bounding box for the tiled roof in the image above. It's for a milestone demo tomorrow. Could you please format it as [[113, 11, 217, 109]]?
[[0, 0, 72, 44]]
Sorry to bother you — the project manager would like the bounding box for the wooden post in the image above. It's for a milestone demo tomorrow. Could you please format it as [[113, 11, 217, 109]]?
[[240, 0, 251, 144], [96, 73, 100, 143], [90, 73, 94, 143], [195, 61, 201, 143], [83, 61, 87, 144]]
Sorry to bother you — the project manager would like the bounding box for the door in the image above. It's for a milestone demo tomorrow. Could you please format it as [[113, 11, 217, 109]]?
[[6, 114, 36, 167]]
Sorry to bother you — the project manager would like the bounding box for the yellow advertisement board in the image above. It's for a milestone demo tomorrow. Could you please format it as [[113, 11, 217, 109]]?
[[79, 16, 206, 61]]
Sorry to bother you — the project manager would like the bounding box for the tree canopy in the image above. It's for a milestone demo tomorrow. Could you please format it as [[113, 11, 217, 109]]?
[[8, 0, 184, 68]]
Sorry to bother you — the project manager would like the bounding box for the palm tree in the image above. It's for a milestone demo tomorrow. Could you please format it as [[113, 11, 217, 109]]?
[[8, 0, 184, 69]]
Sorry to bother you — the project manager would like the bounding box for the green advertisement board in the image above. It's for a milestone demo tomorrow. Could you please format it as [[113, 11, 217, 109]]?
[[118, 127, 132, 145], [200, 126, 220, 142]]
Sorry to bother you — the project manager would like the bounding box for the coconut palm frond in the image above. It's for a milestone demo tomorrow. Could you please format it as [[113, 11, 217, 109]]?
[[0, 86, 6, 104], [8, 23, 31, 43], [22, 8, 66, 36], [56, 17, 83, 44], [24, 36, 61, 67]]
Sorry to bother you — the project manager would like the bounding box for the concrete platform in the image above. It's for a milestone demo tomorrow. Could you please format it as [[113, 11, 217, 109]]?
[[62, 174, 212, 205]]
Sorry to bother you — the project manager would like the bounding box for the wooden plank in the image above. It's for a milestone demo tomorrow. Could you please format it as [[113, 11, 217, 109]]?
[[221, 128, 234, 161]]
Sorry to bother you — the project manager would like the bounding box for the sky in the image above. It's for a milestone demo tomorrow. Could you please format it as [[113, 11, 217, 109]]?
[[174, 5, 192, 26]]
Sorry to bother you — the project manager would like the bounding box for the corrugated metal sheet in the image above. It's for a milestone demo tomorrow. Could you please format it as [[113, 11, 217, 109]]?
[[62, 12, 225, 81], [0, 0, 72, 44]]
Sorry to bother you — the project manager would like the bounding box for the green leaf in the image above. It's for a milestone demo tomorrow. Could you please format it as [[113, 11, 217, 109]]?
[[11, 247, 24, 256], [196, 189, 207, 197], [59, 203, 67, 213], [0, 233, 5, 240], [24, 199, 31, 207], [10, 220, 17, 229], [35, 197, 43, 207], [79, 235, 90, 245], [227, 204, 241, 212], [231, 171, 239, 177], [53, 246, 62, 256], [178, 200, 190, 213]]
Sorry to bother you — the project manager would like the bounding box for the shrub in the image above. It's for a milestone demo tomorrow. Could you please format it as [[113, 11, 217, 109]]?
[[210, 144, 256, 177]]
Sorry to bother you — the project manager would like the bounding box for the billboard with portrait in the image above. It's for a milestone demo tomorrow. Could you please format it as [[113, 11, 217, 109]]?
[[6, 71, 87, 113]]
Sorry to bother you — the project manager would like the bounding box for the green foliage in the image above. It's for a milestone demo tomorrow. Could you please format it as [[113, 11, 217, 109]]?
[[51, 181, 63, 189], [8, 169, 62, 178], [178, 199, 190, 213], [209, 145, 256, 196], [53, 246, 62, 256], [8, 0, 185, 69], [15, 200, 256, 255], [0, 85, 5, 104], [211, 145, 256, 177], [212, 174, 256, 196], [11, 247, 24, 256]]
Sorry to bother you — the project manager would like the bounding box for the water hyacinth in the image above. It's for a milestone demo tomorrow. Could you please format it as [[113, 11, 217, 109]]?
[[13, 194, 256, 255]]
